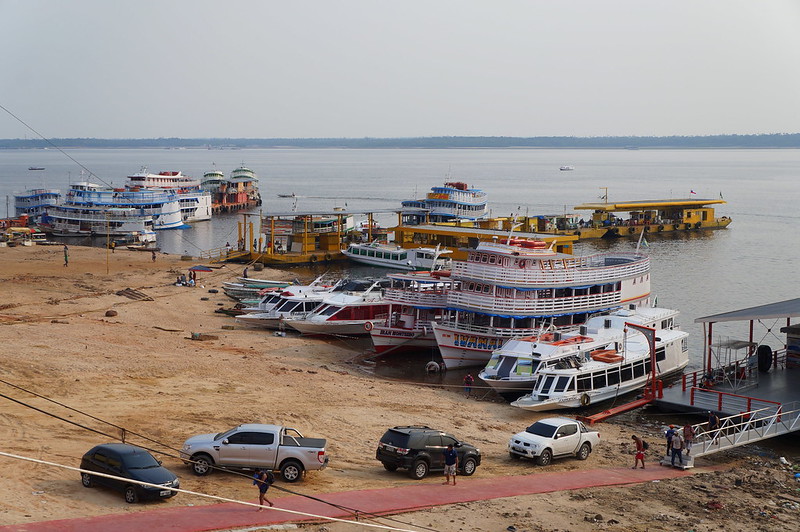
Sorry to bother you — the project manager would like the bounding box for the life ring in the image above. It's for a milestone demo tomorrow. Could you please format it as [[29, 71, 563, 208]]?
[[684, 223, 691, 230], [673, 224, 680, 230], [643, 225, 650, 232], [324, 253, 332, 261], [694, 222, 701, 229], [658, 225, 664, 232], [580, 393, 591, 407], [628, 227, 635, 234], [310, 255, 318, 262], [425, 361, 441, 373], [364, 321, 373, 332]]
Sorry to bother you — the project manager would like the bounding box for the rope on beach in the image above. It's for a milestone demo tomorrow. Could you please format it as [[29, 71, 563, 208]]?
[[0, 379, 441, 532], [0, 451, 427, 532]]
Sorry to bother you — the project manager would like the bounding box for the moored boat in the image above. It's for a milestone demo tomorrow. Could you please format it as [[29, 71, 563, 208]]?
[[342, 242, 452, 271], [510, 321, 689, 411], [478, 306, 681, 400], [431, 237, 652, 369], [401, 181, 488, 224], [126, 168, 212, 222]]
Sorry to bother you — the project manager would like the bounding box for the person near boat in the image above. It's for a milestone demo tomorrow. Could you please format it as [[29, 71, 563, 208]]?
[[670, 430, 684, 467], [631, 435, 646, 469], [683, 423, 696, 456], [463, 373, 474, 397]]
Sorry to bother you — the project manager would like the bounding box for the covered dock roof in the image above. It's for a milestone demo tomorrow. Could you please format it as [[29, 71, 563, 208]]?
[[695, 297, 800, 323], [574, 198, 726, 211]]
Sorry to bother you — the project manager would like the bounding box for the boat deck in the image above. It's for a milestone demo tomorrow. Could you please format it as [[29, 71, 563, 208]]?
[[654, 364, 800, 417]]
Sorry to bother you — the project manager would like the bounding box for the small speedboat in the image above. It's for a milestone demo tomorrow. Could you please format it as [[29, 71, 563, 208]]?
[[559, 166, 574, 171]]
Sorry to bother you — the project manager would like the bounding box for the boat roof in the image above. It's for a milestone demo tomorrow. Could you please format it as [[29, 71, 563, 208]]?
[[574, 198, 726, 211], [695, 297, 800, 323]]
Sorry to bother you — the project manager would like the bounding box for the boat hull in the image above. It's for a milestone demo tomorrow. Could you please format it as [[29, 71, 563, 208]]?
[[370, 326, 438, 354], [283, 319, 373, 336]]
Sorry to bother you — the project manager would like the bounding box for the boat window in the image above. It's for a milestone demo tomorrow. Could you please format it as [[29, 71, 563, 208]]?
[[482, 284, 491, 294], [576, 376, 591, 392], [467, 283, 475, 291], [399, 252, 407, 260], [656, 347, 666, 362], [553, 376, 571, 393], [480, 253, 488, 263], [540, 375, 556, 393], [488, 255, 496, 264], [514, 358, 534, 376], [367, 250, 375, 257], [320, 305, 342, 317], [607, 369, 620, 385], [644, 359, 652, 373], [633, 361, 645, 378], [621, 364, 633, 382], [485, 354, 501, 370], [592, 372, 606, 389]]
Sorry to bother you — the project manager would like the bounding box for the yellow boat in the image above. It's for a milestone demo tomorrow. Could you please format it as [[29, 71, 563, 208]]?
[[527, 198, 732, 240]]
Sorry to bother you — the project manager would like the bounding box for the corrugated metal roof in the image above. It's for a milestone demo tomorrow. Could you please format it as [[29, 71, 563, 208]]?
[[694, 297, 800, 323]]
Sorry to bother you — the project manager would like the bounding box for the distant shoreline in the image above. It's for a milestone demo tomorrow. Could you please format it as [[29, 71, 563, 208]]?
[[2, 133, 800, 150]]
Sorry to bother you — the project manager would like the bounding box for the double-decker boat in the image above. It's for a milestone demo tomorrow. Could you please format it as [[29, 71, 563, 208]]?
[[401, 181, 488, 224], [201, 166, 262, 214], [282, 279, 390, 336], [369, 270, 458, 355], [431, 237, 651, 369], [46, 182, 185, 236], [478, 306, 680, 400], [126, 168, 212, 222], [14, 188, 61, 224], [510, 320, 689, 411]]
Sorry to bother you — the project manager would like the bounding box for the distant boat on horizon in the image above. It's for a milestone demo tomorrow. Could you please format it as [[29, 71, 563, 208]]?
[[559, 166, 574, 171], [28, 166, 45, 171]]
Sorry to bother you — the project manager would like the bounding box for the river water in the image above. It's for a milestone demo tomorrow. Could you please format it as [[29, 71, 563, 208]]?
[[2, 147, 799, 380]]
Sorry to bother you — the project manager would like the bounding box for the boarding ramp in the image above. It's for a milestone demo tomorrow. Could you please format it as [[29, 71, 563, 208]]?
[[200, 246, 250, 263], [660, 399, 800, 469]]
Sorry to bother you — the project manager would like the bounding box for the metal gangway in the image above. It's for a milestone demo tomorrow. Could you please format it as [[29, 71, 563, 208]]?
[[660, 399, 800, 469]]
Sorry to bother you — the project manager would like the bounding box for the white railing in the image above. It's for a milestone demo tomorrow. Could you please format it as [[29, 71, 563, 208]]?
[[453, 253, 649, 287], [446, 291, 622, 314], [436, 318, 543, 338], [383, 289, 449, 307]]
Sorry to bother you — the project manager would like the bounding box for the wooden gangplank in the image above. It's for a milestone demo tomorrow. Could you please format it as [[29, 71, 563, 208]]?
[[576, 397, 653, 425]]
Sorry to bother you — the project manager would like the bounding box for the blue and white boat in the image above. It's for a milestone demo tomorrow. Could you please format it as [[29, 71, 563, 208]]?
[[14, 188, 61, 223], [401, 181, 488, 224], [126, 168, 212, 222], [46, 182, 186, 236]]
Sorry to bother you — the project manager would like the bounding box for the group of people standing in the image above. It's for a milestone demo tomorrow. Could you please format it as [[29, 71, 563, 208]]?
[[632, 416, 714, 469]]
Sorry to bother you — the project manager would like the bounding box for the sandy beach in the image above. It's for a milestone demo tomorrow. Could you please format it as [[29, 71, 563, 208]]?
[[1, 244, 798, 531]]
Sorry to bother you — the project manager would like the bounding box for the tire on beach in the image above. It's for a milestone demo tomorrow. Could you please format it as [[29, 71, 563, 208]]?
[[757, 344, 773, 373]]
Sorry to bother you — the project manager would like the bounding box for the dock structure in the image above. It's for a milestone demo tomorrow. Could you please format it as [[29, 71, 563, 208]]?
[[207, 209, 577, 266], [650, 297, 800, 465]]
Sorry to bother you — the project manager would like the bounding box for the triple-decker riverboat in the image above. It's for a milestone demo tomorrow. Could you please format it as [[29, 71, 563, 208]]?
[[431, 238, 651, 369], [126, 168, 211, 222]]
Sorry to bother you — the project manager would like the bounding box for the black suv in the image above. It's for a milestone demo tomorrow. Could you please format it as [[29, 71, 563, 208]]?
[[375, 426, 481, 479]]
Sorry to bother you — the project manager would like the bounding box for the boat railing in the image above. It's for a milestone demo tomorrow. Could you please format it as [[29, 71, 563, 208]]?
[[452, 255, 649, 286], [50, 210, 152, 222], [681, 348, 787, 391], [383, 288, 449, 307], [446, 291, 624, 314], [436, 318, 541, 338]]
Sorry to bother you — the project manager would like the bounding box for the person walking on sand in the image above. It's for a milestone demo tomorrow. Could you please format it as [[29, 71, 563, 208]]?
[[151, 250, 156, 262], [442, 443, 458, 485], [253, 468, 274, 510], [463, 373, 474, 397], [664, 424, 676, 455], [670, 429, 684, 467], [683, 422, 696, 456], [631, 435, 646, 469], [63, 245, 69, 267]]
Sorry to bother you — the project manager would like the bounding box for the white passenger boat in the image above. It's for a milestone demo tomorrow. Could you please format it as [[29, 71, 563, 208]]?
[[510, 322, 689, 411], [47, 182, 185, 236], [478, 307, 681, 400], [127, 168, 212, 222], [431, 237, 652, 369], [369, 270, 458, 355], [342, 242, 452, 271], [14, 188, 61, 224], [282, 279, 390, 336], [401, 181, 488, 224]]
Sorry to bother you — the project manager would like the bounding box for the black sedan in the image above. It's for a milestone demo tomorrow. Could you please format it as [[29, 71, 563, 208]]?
[[80, 443, 179, 503]]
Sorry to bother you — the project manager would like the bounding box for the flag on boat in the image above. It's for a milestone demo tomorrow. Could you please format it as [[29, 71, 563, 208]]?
[[690, 190, 697, 195]]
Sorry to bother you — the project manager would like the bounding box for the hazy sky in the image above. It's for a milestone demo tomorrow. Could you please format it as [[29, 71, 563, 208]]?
[[2, 0, 800, 139]]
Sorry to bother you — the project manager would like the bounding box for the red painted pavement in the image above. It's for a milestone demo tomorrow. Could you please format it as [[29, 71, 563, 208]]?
[[2, 467, 697, 532]]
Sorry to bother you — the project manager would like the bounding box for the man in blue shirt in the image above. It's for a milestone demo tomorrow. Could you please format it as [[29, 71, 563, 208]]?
[[443, 444, 458, 485]]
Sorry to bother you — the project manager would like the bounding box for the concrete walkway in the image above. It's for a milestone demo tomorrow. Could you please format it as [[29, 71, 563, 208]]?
[[3, 466, 697, 532]]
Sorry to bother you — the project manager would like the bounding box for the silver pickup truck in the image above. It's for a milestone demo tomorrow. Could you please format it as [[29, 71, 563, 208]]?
[[180, 423, 328, 482], [508, 417, 600, 466]]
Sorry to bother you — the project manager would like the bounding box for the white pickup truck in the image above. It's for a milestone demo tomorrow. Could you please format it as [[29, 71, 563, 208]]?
[[508, 417, 600, 466], [180, 424, 328, 482]]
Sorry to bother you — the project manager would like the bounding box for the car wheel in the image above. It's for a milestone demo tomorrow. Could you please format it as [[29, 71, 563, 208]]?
[[281, 460, 303, 483], [124, 486, 139, 504], [382, 463, 398, 472], [409, 459, 429, 480], [536, 449, 553, 466], [461, 457, 477, 476], [80, 473, 93, 488], [191, 454, 214, 476], [577, 442, 591, 461]]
